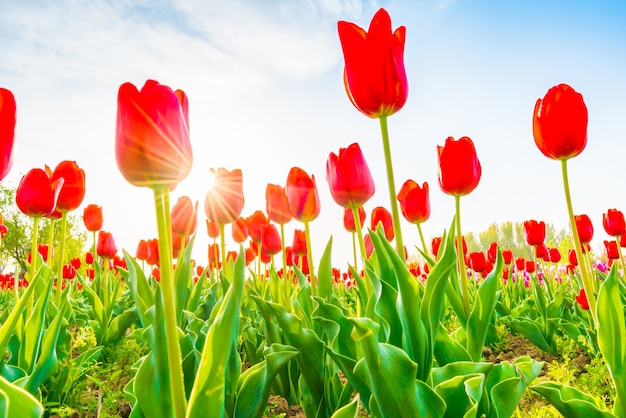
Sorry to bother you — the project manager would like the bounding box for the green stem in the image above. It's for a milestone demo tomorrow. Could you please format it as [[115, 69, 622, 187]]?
[[220, 223, 226, 272], [416, 222, 428, 256], [27, 216, 40, 317], [280, 223, 287, 276], [304, 220, 316, 296], [351, 206, 367, 267], [561, 159, 597, 323], [378, 115, 405, 262], [56, 212, 68, 307], [153, 188, 187, 418], [351, 231, 357, 270], [455, 195, 470, 316]]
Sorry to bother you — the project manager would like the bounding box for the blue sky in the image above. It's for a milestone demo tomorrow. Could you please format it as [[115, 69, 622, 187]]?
[[1, 0, 625, 268]]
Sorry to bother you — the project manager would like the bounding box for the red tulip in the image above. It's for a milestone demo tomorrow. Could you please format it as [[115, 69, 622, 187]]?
[[515, 257, 525, 272], [343, 206, 366, 233], [265, 184, 293, 225], [326, 143, 375, 208], [568, 249, 578, 267], [337, 8, 408, 118], [603, 209, 626, 237], [437, 136, 481, 196], [208, 243, 220, 269], [523, 220, 546, 246], [246, 211, 268, 243], [97, 231, 117, 258], [397, 180, 430, 224], [575, 288, 590, 310], [63, 264, 76, 280], [285, 167, 320, 222], [70, 257, 81, 270], [0, 223, 7, 239], [0, 88, 16, 182], [533, 84, 588, 160], [431, 237, 442, 258], [364, 233, 374, 259], [261, 223, 282, 256], [469, 251, 486, 273], [136, 239, 149, 261], [525, 260, 536, 273], [487, 242, 498, 264], [574, 214, 594, 244], [535, 243, 548, 260], [604, 240, 619, 260], [83, 204, 103, 232], [291, 229, 307, 256], [171, 196, 198, 237], [502, 250, 513, 265], [85, 251, 94, 265], [206, 220, 220, 239], [231, 217, 249, 244], [370, 206, 394, 241], [51, 160, 85, 212], [547, 247, 561, 263], [115, 80, 192, 189], [204, 168, 244, 225], [16, 168, 64, 217]]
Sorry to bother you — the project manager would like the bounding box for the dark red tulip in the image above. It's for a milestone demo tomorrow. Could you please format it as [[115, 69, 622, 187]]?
[[266, 184, 293, 225], [286, 167, 320, 222], [0, 88, 16, 181], [397, 180, 430, 224], [83, 204, 103, 232], [116, 80, 192, 189], [337, 8, 408, 118], [97, 231, 117, 258], [171, 196, 198, 237], [603, 209, 626, 237], [574, 214, 594, 244], [343, 206, 366, 233], [51, 160, 85, 213], [370, 206, 394, 241], [16, 168, 63, 217], [326, 143, 375, 208], [437, 136, 481, 196], [533, 84, 587, 160], [523, 220, 546, 246], [204, 168, 244, 225]]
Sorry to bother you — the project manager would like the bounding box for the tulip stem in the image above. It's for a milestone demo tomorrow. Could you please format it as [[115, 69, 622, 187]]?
[[378, 116, 405, 262], [351, 206, 367, 268], [351, 232, 357, 270], [615, 237, 626, 286], [56, 212, 68, 307], [416, 222, 428, 256], [455, 196, 470, 316], [27, 216, 40, 317], [280, 223, 287, 276], [153, 188, 187, 418], [561, 159, 597, 323], [220, 223, 226, 272], [304, 220, 316, 296]]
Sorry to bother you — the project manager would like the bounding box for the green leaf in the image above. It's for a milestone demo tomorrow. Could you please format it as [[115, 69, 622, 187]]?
[[501, 316, 554, 354], [186, 247, 246, 418], [596, 264, 626, 416], [234, 344, 299, 418], [531, 382, 616, 418], [434, 373, 484, 418], [102, 309, 138, 346], [317, 237, 334, 301], [0, 374, 44, 418], [120, 250, 155, 327], [466, 250, 502, 361], [174, 234, 195, 325], [329, 394, 360, 418]]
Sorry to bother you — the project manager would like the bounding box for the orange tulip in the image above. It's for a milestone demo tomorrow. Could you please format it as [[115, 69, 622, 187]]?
[[204, 168, 244, 225], [285, 167, 320, 223], [171, 196, 198, 237], [265, 184, 293, 225], [115, 80, 192, 189], [246, 211, 268, 244], [343, 206, 366, 233], [0, 88, 16, 182], [206, 220, 220, 239], [231, 216, 249, 244], [337, 8, 408, 118]]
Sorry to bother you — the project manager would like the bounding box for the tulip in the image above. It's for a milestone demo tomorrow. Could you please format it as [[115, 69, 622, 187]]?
[[291, 229, 307, 256], [115, 80, 192, 190], [83, 204, 103, 232], [337, 8, 408, 118], [285, 167, 320, 223], [261, 223, 282, 257], [97, 231, 117, 258], [231, 217, 248, 244], [437, 136, 482, 197], [208, 243, 220, 269], [51, 160, 86, 213], [515, 257, 526, 272], [326, 143, 375, 208], [63, 264, 76, 280], [246, 211, 268, 244], [469, 251, 486, 274], [16, 168, 63, 218], [70, 257, 81, 270], [604, 240, 619, 261], [603, 209, 626, 237], [525, 260, 536, 273], [502, 250, 513, 265], [370, 206, 394, 241], [397, 180, 430, 224], [206, 220, 220, 239], [265, 184, 293, 225], [574, 214, 594, 244], [146, 238, 160, 266], [204, 168, 244, 225], [535, 243, 548, 260], [85, 252, 94, 265], [523, 220, 546, 246], [431, 237, 442, 259], [343, 206, 366, 233], [171, 196, 198, 237], [568, 249, 578, 267], [548, 247, 561, 263], [533, 84, 588, 161], [0, 88, 16, 182], [136, 239, 149, 262], [487, 242, 498, 264], [575, 288, 590, 311]]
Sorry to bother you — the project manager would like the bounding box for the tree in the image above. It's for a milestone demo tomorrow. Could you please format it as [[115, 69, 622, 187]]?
[[0, 182, 87, 274]]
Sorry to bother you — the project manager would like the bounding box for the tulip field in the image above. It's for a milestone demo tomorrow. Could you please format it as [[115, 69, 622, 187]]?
[[1, 7, 626, 418]]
